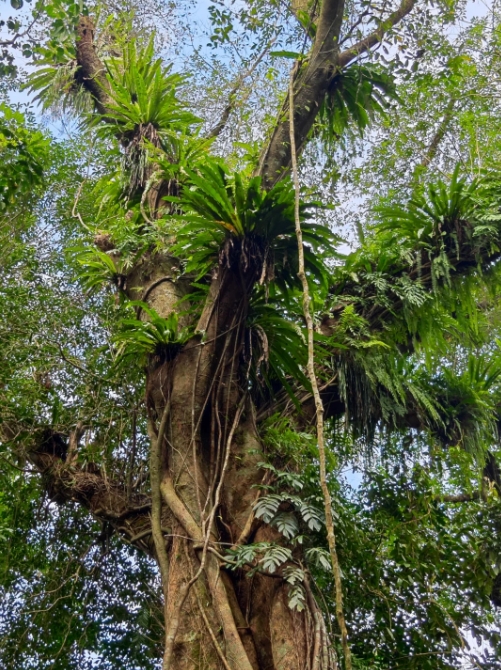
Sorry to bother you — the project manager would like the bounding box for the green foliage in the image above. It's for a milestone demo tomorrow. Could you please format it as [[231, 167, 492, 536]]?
[[224, 539, 308, 610], [92, 38, 203, 199], [173, 159, 338, 294], [224, 541, 293, 574], [254, 491, 323, 533], [330, 166, 501, 364], [113, 302, 192, 366], [4, 3, 501, 669], [0, 104, 49, 214], [252, 459, 326, 540], [317, 64, 397, 144], [431, 354, 501, 454], [71, 245, 125, 293], [26, 0, 90, 113], [98, 38, 200, 135], [375, 166, 496, 286], [340, 450, 501, 669]]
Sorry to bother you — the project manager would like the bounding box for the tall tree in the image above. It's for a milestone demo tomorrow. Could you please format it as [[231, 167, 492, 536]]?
[[2, 0, 501, 668]]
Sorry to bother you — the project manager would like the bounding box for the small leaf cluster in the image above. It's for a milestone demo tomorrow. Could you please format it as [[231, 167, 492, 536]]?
[[0, 104, 49, 213]]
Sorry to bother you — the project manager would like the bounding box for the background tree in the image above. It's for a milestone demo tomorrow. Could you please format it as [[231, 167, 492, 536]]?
[[1, 0, 501, 668]]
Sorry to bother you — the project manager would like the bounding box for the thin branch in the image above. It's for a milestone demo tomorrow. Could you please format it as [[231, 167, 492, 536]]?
[[289, 67, 352, 670], [0, 454, 36, 474], [0, 11, 40, 48], [207, 37, 277, 140], [127, 526, 171, 544], [72, 180, 93, 233], [416, 98, 456, 172], [66, 421, 85, 465], [339, 8, 371, 46], [57, 342, 102, 380], [337, 0, 418, 68], [439, 492, 481, 503]]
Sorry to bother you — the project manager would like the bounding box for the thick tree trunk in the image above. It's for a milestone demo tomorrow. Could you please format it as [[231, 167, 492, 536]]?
[[156, 419, 328, 670], [141, 263, 334, 669]]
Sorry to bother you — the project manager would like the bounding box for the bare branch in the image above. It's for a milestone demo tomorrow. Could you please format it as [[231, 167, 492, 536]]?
[[66, 420, 85, 464], [17, 428, 157, 555], [439, 492, 481, 503], [416, 98, 456, 171], [0, 11, 40, 48]]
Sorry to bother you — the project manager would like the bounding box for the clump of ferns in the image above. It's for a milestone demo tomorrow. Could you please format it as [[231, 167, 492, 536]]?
[[244, 299, 311, 401], [146, 131, 215, 216], [26, 3, 92, 116], [328, 167, 501, 348], [70, 246, 130, 295], [315, 63, 398, 150], [94, 39, 201, 201], [427, 354, 501, 458], [28, 55, 93, 116], [93, 172, 168, 255], [171, 160, 337, 292], [375, 167, 487, 278], [244, 294, 338, 405], [113, 302, 192, 369]]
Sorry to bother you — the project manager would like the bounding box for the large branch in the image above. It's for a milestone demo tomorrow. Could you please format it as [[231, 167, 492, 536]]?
[[20, 428, 162, 556], [75, 16, 111, 115], [258, 0, 421, 186], [258, 0, 346, 186], [337, 0, 418, 68], [258, 215, 501, 438]]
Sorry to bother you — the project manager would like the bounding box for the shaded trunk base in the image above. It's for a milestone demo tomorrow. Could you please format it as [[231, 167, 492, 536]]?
[[164, 538, 332, 670]]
